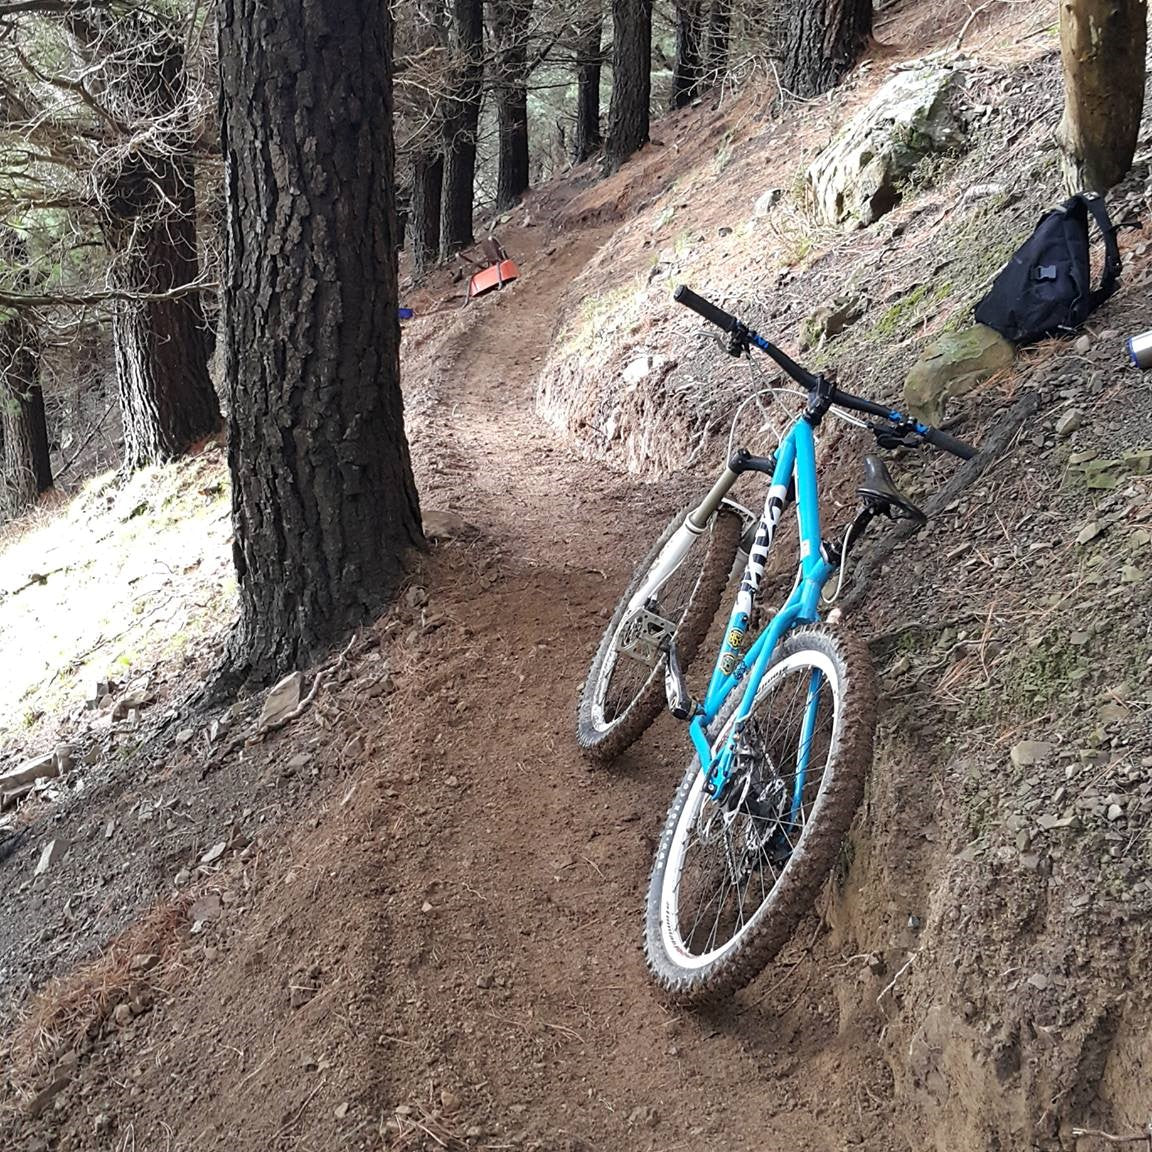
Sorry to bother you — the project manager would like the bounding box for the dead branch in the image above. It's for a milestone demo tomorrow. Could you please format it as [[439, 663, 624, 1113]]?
[[0, 279, 217, 308]]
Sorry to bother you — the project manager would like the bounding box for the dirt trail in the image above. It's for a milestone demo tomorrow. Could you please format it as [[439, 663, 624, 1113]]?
[[3, 211, 907, 1152], [360, 220, 906, 1152]]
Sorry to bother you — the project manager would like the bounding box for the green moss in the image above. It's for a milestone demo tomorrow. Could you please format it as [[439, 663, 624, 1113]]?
[[875, 279, 952, 337]]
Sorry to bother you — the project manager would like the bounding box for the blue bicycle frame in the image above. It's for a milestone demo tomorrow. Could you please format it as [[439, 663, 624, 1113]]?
[[688, 415, 832, 808]]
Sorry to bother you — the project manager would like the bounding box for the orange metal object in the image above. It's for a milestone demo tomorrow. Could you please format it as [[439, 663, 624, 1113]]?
[[467, 258, 519, 299]]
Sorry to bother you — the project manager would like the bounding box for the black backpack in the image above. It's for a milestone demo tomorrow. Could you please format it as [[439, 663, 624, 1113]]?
[[974, 193, 1121, 345]]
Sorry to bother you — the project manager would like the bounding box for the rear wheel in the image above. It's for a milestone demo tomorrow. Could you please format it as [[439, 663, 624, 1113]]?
[[577, 506, 741, 763], [645, 625, 875, 1003]]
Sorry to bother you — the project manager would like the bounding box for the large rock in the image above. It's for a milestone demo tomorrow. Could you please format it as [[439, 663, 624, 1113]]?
[[259, 671, 303, 727], [807, 62, 966, 229], [904, 325, 1015, 425], [0, 750, 60, 791]]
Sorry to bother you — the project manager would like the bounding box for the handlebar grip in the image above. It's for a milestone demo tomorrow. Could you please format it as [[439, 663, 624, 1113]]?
[[922, 425, 977, 460], [674, 285, 737, 333]]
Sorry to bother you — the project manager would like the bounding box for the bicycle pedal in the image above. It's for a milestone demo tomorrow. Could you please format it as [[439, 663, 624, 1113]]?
[[663, 640, 697, 721]]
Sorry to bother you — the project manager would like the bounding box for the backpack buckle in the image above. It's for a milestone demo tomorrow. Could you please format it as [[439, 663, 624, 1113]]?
[[1034, 265, 1058, 281]]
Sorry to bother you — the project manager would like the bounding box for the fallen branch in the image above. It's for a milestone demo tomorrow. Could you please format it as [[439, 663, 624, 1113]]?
[[843, 390, 1042, 613], [0, 279, 218, 310], [1069, 1129, 1152, 1148]]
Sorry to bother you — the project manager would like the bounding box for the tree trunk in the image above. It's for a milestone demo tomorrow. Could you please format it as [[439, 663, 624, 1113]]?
[[492, 0, 532, 210], [1057, 0, 1148, 194], [441, 0, 484, 254], [103, 153, 221, 470], [410, 150, 444, 280], [777, 0, 872, 100], [705, 0, 731, 80], [216, 0, 423, 683], [604, 0, 652, 172], [0, 312, 49, 519], [72, 14, 220, 470], [671, 0, 704, 109], [573, 9, 603, 162]]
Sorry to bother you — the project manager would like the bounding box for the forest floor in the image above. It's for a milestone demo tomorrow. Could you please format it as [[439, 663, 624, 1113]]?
[[3, 2, 1152, 1150]]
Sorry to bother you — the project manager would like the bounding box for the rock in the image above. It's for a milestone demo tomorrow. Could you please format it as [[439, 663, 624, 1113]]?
[[807, 61, 966, 228], [334, 1102, 350, 1120], [175, 728, 194, 746], [0, 750, 60, 791], [904, 325, 1014, 425], [476, 973, 494, 989], [1010, 740, 1055, 768], [1055, 409, 1083, 436], [404, 585, 429, 609], [94, 1114, 113, 1135], [1036, 813, 1074, 831], [1107, 803, 1125, 821], [286, 752, 310, 772], [112, 1003, 134, 1028], [105, 818, 116, 840], [111, 691, 153, 721], [801, 295, 865, 349], [422, 509, 477, 542], [190, 893, 223, 923], [25, 1076, 70, 1118], [259, 671, 304, 727], [1027, 972, 1049, 990], [174, 867, 192, 887], [199, 841, 227, 865], [1074, 333, 1092, 354], [34, 837, 68, 876], [129, 953, 159, 974], [1076, 521, 1106, 546], [753, 188, 783, 217], [440, 1089, 461, 1115], [622, 355, 654, 384]]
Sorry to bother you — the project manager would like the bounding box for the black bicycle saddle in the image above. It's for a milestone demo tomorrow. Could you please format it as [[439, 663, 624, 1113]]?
[[857, 456, 927, 525]]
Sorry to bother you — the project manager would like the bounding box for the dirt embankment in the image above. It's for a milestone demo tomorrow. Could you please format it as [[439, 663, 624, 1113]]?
[[3, 1, 1152, 1150]]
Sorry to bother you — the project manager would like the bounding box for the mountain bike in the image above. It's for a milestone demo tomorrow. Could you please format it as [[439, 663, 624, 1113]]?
[[578, 285, 976, 1003]]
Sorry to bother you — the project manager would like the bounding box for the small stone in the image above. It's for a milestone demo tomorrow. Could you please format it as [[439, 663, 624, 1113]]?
[[1011, 741, 1055, 768], [1070, 631, 1091, 647], [189, 893, 223, 923], [259, 671, 304, 727], [1074, 334, 1092, 354], [440, 1089, 461, 1114], [466, 1126, 483, 1139], [404, 586, 429, 609], [174, 867, 192, 887], [94, 1113, 113, 1135], [1055, 409, 1083, 436], [421, 900, 434, 913], [204, 946, 219, 962], [334, 1102, 350, 1120], [1027, 972, 1050, 990], [422, 509, 477, 542], [286, 752, 310, 772], [753, 188, 783, 216], [112, 1003, 134, 1028], [129, 953, 159, 973], [1107, 803, 1124, 821], [907, 914, 922, 930], [34, 837, 69, 876], [199, 841, 227, 865], [628, 1105, 660, 1128], [104, 818, 116, 840], [476, 973, 494, 989], [1076, 521, 1106, 546]]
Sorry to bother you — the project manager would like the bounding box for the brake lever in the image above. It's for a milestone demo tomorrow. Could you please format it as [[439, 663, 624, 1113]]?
[[869, 420, 921, 451]]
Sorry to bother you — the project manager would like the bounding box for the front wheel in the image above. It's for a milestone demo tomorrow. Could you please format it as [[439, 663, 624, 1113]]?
[[577, 505, 742, 763], [645, 625, 876, 1004]]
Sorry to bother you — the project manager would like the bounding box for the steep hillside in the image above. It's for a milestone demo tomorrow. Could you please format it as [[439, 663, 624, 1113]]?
[[3, 2, 1152, 1150]]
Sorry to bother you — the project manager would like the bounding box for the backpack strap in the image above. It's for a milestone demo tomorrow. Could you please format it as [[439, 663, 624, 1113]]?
[[1077, 193, 1122, 305]]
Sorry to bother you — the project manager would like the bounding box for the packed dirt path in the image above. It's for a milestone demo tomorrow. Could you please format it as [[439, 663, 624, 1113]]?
[[4, 208, 907, 1152], [361, 218, 906, 1152]]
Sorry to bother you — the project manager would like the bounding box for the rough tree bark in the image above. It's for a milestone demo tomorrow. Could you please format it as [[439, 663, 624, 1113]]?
[[216, 0, 423, 682], [705, 0, 731, 80], [410, 150, 444, 280], [777, 0, 872, 100], [441, 0, 484, 254], [0, 311, 49, 519], [72, 14, 220, 470], [1057, 0, 1148, 194], [604, 0, 652, 172], [572, 8, 603, 162], [671, 0, 704, 108], [491, 0, 532, 209]]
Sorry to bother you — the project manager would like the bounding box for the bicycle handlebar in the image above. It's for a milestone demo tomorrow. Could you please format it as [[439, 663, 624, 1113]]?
[[674, 284, 977, 461]]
